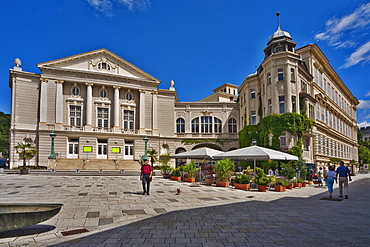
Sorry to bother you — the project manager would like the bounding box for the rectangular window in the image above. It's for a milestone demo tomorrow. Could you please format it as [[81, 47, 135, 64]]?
[[290, 68, 295, 81], [251, 111, 256, 125], [279, 96, 285, 114], [292, 95, 296, 113], [250, 89, 256, 99], [268, 99, 272, 115], [267, 73, 271, 84], [278, 69, 284, 81], [69, 105, 82, 126], [97, 107, 109, 128], [123, 110, 134, 129], [280, 136, 287, 147]]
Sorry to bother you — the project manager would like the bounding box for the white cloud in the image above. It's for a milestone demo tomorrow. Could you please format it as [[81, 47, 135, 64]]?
[[315, 3, 370, 48], [365, 114, 370, 119], [340, 41, 370, 68], [365, 91, 370, 97], [357, 100, 370, 109], [87, 0, 149, 15], [358, 120, 370, 128]]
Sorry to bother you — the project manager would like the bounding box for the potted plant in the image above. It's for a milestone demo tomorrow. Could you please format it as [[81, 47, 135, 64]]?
[[204, 165, 215, 185], [158, 164, 171, 178], [274, 178, 288, 192], [215, 159, 234, 187], [253, 167, 275, 192], [182, 161, 200, 183], [279, 163, 296, 189], [234, 174, 251, 190], [294, 178, 305, 188], [171, 168, 182, 181], [14, 142, 37, 175]]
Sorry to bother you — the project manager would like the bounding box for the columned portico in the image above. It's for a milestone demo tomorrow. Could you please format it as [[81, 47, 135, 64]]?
[[113, 86, 121, 132], [55, 80, 64, 129], [85, 83, 93, 131], [139, 89, 146, 134], [152, 90, 158, 135], [39, 78, 48, 126]]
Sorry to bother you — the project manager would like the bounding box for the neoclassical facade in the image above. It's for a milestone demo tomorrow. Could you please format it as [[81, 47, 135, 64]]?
[[9, 49, 239, 169], [238, 23, 359, 167]]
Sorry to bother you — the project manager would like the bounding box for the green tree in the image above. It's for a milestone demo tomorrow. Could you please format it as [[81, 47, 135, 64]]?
[[147, 149, 158, 167], [0, 112, 10, 157], [358, 145, 370, 164]]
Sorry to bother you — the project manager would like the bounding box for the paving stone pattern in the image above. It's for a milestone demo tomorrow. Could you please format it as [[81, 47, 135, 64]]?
[[0, 173, 369, 246]]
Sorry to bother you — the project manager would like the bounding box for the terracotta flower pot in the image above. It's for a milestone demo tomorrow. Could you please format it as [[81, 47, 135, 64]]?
[[184, 178, 195, 183], [257, 184, 267, 192], [205, 178, 213, 185], [274, 185, 286, 192], [234, 183, 250, 191], [302, 182, 306, 187], [294, 183, 302, 188], [286, 184, 293, 189], [171, 176, 181, 181], [216, 181, 230, 187]]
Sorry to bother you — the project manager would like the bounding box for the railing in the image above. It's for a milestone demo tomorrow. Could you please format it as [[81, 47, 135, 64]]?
[[64, 125, 85, 131], [93, 127, 113, 133], [121, 129, 138, 134]]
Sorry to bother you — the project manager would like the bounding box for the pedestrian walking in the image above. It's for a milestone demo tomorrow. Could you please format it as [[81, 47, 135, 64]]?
[[140, 159, 153, 195], [335, 161, 352, 199], [317, 167, 324, 186], [326, 165, 337, 198]]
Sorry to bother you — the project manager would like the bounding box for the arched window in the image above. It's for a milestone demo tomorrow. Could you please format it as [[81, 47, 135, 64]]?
[[228, 118, 237, 133], [201, 116, 212, 133], [176, 118, 185, 133], [191, 118, 199, 133], [214, 118, 222, 133]]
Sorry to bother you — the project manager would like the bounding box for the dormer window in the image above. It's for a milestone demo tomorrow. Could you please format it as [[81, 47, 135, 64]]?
[[98, 62, 111, 70]]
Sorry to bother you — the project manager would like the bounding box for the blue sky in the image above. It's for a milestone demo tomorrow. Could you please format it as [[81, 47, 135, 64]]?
[[1, 0, 370, 127]]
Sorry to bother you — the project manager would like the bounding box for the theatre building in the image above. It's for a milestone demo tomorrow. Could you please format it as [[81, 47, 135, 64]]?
[[8, 49, 239, 169]]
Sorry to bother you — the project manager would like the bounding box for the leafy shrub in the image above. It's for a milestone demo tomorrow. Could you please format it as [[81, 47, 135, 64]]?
[[234, 174, 251, 184]]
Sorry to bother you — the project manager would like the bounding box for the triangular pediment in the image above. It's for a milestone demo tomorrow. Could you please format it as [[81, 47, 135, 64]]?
[[37, 48, 160, 83]]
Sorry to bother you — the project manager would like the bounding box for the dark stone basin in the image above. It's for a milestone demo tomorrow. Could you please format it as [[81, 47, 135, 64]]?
[[0, 203, 63, 232]]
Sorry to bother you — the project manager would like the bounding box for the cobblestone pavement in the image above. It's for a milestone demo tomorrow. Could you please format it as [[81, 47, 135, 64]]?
[[0, 172, 369, 247]]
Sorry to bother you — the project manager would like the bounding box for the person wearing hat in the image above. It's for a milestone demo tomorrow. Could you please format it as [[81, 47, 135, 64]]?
[[140, 159, 153, 195]]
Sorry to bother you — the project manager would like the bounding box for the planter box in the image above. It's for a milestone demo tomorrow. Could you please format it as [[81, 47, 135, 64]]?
[[274, 185, 286, 192], [162, 174, 170, 179], [234, 183, 250, 191], [294, 183, 302, 188], [257, 184, 267, 192], [302, 182, 306, 187], [286, 184, 293, 189], [205, 178, 213, 185], [216, 181, 230, 187], [171, 176, 181, 181], [184, 178, 195, 183]]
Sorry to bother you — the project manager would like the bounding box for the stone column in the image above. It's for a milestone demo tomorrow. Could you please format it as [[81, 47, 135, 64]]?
[[55, 80, 64, 129], [85, 83, 93, 131], [139, 89, 146, 134], [113, 86, 121, 132], [39, 78, 48, 127], [152, 90, 158, 135], [285, 65, 292, 113]]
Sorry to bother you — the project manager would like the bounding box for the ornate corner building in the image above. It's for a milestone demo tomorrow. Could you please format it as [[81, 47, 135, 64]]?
[[9, 19, 359, 170]]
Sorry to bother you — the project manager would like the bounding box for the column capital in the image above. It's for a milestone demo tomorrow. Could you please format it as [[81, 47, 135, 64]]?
[[113, 86, 121, 89], [85, 83, 94, 86], [139, 89, 146, 94], [151, 90, 158, 95], [40, 77, 48, 82], [56, 80, 64, 84]]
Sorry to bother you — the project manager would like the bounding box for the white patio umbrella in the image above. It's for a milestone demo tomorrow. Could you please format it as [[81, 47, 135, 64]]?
[[212, 145, 298, 174], [170, 147, 224, 159], [171, 147, 224, 182]]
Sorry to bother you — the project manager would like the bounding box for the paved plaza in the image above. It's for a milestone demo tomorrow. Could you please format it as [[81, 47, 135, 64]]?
[[0, 172, 369, 247]]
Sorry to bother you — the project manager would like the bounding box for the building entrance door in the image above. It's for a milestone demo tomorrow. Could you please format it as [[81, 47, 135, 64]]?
[[68, 139, 79, 158], [124, 141, 133, 160], [97, 143, 107, 159]]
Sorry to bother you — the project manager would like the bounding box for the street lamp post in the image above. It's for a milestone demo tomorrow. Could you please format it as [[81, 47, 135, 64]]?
[[49, 131, 57, 159], [142, 136, 149, 160]]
